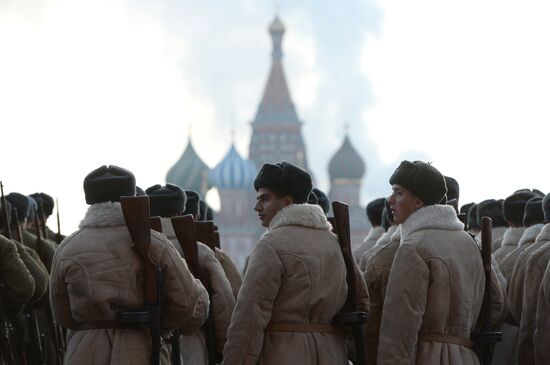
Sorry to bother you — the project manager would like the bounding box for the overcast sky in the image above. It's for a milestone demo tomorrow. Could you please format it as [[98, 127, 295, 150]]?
[[1, 0, 550, 233]]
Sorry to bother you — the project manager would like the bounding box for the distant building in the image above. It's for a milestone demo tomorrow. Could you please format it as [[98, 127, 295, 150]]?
[[167, 15, 370, 270]]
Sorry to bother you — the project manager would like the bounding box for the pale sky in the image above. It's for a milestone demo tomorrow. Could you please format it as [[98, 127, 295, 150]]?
[[1, 0, 549, 233]]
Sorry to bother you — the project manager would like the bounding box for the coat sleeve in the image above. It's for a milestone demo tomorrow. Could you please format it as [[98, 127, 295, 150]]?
[[0, 236, 35, 315], [156, 234, 210, 332], [517, 254, 544, 365], [49, 242, 78, 329], [199, 244, 236, 353], [377, 244, 429, 365], [17, 243, 49, 304], [363, 255, 386, 365], [215, 248, 242, 300], [222, 240, 283, 365], [507, 251, 527, 323]]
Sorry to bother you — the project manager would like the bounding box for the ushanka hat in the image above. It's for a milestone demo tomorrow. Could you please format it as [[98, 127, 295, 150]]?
[[444, 176, 459, 202], [477, 199, 507, 228], [6, 193, 31, 222], [84, 165, 136, 204], [389, 160, 447, 206], [503, 190, 537, 225], [524, 196, 544, 227], [366, 198, 386, 226], [254, 161, 312, 204], [30, 193, 54, 217], [183, 190, 200, 217], [467, 203, 480, 231], [307, 192, 318, 205], [146, 184, 186, 218], [312, 188, 330, 215]]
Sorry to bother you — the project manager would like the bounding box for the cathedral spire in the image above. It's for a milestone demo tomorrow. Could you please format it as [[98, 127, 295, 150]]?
[[269, 15, 285, 62]]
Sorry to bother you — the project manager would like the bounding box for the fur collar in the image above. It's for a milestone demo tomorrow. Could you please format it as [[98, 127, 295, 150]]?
[[492, 226, 508, 240], [501, 227, 525, 247], [518, 223, 544, 247], [375, 225, 397, 247], [160, 217, 176, 239], [269, 204, 331, 231], [79, 201, 126, 229], [364, 226, 385, 243], [535, 223, 550, 243], [392, 225, 402, 242], [401, 205, 463, 240]]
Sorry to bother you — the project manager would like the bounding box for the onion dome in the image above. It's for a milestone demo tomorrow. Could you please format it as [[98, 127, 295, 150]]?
[[269, 16, 285, 33], [328, 135, 366, 180], [166, 139, 210, 196], [209, 144, 257, 190]]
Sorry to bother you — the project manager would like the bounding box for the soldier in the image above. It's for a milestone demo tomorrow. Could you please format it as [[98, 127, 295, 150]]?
[[518, 193, 550, 364], [190, 194, 242, 300], [377, 160, 505, 365], [352, 198, 386, 262], [499, 196, 544, 285], [222, 161, 368, 364], [493, 191, 537, 265], [444, 175, 460, 213], [49, 165, 209, 364], [146, 184, 235, 364], [311, 187, 330, 216], [362, 211, 401, 365], [477, 199, 508, 252], [29, 192, 62, 242]]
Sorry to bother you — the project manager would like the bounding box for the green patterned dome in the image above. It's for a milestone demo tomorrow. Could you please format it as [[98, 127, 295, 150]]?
[[166, 140, 211, 197]]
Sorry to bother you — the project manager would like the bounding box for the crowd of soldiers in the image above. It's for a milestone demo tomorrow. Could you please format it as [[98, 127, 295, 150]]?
[[0, 159, 548, 364]]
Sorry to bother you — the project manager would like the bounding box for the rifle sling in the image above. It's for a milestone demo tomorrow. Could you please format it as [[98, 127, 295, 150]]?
[[266, 322, 346, 335], [418, 333, 475, 348]]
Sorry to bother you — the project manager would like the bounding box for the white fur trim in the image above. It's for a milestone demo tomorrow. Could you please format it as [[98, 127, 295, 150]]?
[[78, 201, 126, 229], [269, 204, 331, 231], [518, 223, 544, 247], [391, 225, 402, 242], [536, 223, 550, 243], [400, 205, 463, 240], [375, 225, 397, 247], [363, 226, 385, 244], [501, 227, 526, 247]]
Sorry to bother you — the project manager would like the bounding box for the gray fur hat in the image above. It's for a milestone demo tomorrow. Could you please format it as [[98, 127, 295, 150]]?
[[254, 161, 312, 204], [389, 160, 447, 206]]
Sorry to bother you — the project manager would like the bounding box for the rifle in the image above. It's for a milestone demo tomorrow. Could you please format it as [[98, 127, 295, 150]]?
[[331, 201, 367, 365], [55, 199, 62, 244], [0, 283, 16, 365], [0, 182, 11, 240], [120, 196, 164, 365], [11, 209, 23, 246], [213, 231, 220, 250], [33, 206, 65, 365], [470, 216, 502, 365], [36, 201, 48, 240], [195, 221, 216, 251], [171, 215, 219, 364]]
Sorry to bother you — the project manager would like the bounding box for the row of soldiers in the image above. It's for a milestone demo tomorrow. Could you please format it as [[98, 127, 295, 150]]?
[[1, 159, 538, 364], [353, 166, 550, 364]]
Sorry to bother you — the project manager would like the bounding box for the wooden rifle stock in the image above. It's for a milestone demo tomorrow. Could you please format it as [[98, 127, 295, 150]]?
[[195, 221, 216, 251], [120, 196, 163, 365], [331, 201, 367, 365], [150, 217, 162, 233], [11, 209, 23, 245], [471, 216, 502, 365], [0, 182, 11, 240], [171, 215, 219, 364], [36, 201, 47, 240], [213, 231, 220, 250]]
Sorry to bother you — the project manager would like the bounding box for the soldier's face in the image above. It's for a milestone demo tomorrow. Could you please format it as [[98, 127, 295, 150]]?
[[254, 188, 293, 227], [387, 184, 424, 224]]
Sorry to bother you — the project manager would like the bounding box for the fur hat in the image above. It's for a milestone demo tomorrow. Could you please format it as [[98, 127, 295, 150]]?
[[183, 190, 200, 217], [84, 165, 136, 205], [6, 193, 30, 222], [312, 188, 330, 215], [477, 199, 507, 228], [366, 198, 386, 226], [27, 196, 38, 222], [460, 203, 474, 215], [254, 161, 312, 204], [146, 184, 186, 218], [30, 193, 54, 217], [0, 199, 11, 229], [467, 203, 480, 231], [389, 160, 447, 206], [524, 196, 544, 227], [444, 176, 459, 202], [136, 186, 146, 196], [199, 200, 214, 222], [503, 191, 537, 226]]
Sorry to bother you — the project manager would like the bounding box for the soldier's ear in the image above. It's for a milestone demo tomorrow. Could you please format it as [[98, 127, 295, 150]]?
[[415, 198, 425, 210], [282, 195, 294, 207]]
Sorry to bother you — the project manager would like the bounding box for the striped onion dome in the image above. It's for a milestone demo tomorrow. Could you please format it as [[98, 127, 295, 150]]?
[[166, 139, 211, 197], [209, 144, 258, 190]]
